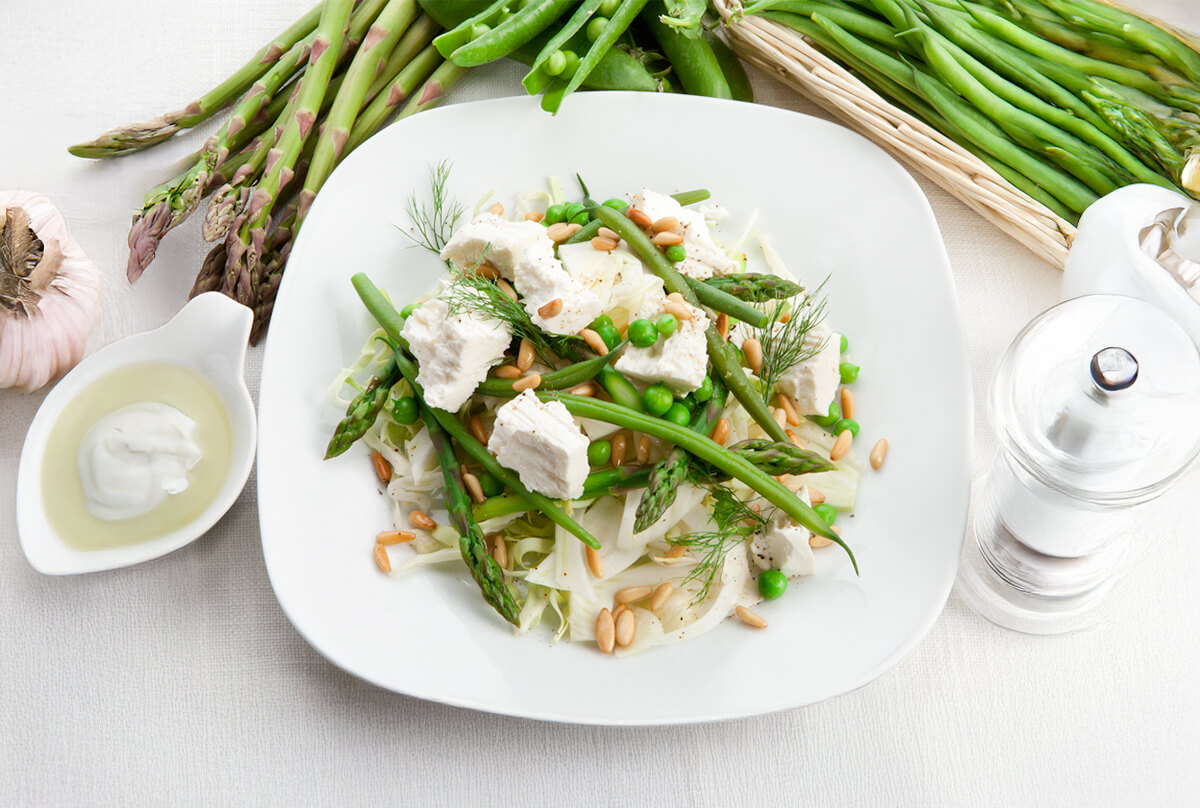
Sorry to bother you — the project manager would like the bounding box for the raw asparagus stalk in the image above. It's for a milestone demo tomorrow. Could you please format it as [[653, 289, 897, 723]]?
[[693, 439, 837, 479], [698, 273, 805, 303], [324, 357, 401, 458], [67, 3, 323, 158]]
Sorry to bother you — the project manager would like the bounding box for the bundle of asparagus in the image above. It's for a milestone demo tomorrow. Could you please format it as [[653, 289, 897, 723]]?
[[70, 0, 461, 341], [735, 0, 1200, 224]]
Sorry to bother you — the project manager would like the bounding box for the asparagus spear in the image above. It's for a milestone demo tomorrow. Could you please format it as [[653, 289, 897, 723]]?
[[422, 400, 521, 625], [472, 466, 654, 523], [67, 3, 323, 158], [699, 273, 805, 303], [324, 357, 401, 459], [692, 439, 837, 480]]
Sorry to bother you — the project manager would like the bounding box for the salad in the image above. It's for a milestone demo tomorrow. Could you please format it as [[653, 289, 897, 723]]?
[[327, 166, 880, 656]]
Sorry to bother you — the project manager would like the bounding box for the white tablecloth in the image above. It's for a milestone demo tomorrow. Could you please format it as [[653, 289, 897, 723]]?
[[3, 2, 1199, 805]]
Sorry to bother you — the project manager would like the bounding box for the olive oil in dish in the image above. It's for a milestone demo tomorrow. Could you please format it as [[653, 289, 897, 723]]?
[[40, 362, 232, 550]]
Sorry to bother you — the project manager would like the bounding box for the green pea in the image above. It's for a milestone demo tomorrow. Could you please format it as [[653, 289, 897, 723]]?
[[811, 401, 841, 429], [544, 203, 567, 225], [599, 0, 621, 14], [602, 197, 628, 212], [693, 374, 713, 402], [400, 304, 415, 319], [570, 210, 590, 225], [587, 439, 612, 466], [544, 49, 567, 76], [813, 503, 838, 526], [392, 397, 419, 425], [565, 203, 584, 218], [654, 312, 678, 336], [478, 471, 503, 498], [470, 22, 491, 38], [585, 16, 608, 42], [840, 362, 860, 384], [664, 244, 687, 263], [664, 402, 692, 426], [589, 313, 613, 331], [642, 384, 673, 416], [595, 323, 621, 350], [628, 318, 658, 348], [758, 569, 788, 600], [840, 333, 849, 354], [834, 418, 860, 437], [559, 50, 580, 78]]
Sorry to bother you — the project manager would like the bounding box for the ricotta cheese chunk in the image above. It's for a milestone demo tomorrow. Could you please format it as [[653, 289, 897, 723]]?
[[399, 296, 511, 412], [487, 389, 589, 499], [630, 188, 740, 280], [776, 321, 840, 416], [614, 292, 710, 393], [748, 489, 816, 578]]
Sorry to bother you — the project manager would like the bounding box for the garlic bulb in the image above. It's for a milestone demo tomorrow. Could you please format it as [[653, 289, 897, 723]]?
[[1, 191, 103, 391]]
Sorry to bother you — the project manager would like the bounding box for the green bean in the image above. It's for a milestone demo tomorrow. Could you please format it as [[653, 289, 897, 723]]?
[[750, 0, 921, 57], [472, 465, 654, 523], [541, 393, 854, 569], [522, 0, 605, 93], [643, 1, 733, 99], [476, 342, 625, 397], [547, 0, 652, 113], [563, 219, 604, 244], [352, 273, 601, 550], [684, 277, 770, 328], [598, 365, 645, 411], [591, 204, 791, 444]]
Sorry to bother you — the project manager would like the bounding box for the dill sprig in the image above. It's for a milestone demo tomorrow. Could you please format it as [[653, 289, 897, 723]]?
[[756, 279, 830, 400], [669, 486, 769, 603], [401, 161, 463, 257], [441, 270, 585, 366]]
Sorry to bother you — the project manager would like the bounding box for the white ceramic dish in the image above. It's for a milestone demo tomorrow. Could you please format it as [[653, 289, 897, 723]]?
[[257, 92, 971, 725], [16, 293, 257, 575]]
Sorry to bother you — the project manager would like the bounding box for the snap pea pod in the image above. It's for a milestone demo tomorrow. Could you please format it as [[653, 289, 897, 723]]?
[[475, 340, 627, 397], [684, 277, 771, 328], [547, 0, 652, 113], [643, 1, 733, 99], [707, 29, 755, 103], [443, 0, 577, 67], [431, 0, 508, 56], [522, 0, 606, 94], [353, 273, 601, 550], [472, 465, 653, 522], [541, 393, 855, 569], [591, 204, 791, 444]]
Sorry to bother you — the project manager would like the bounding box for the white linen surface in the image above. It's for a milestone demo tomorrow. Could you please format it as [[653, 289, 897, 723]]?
[[2, 1, 1198, 805]]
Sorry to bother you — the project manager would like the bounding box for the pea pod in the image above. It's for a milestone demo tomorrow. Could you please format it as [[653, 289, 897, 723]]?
[[430, 0, 509, 56], [476, 339, 628, 397], [643, 0, 733, 99], [522, 0, 605, 94], [442, 0, 578, 67], [547, 0, 652, 113], [707, 29, 754, 103]]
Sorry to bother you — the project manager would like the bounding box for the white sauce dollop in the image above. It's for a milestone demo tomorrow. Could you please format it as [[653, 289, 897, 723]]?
[[77, 402, 203, 521]]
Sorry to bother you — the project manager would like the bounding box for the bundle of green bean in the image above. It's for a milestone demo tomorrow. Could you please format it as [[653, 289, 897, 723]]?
[[70, 0, 462, 341], [740, 0, 1200, 223], [419, 0, 753, 111]]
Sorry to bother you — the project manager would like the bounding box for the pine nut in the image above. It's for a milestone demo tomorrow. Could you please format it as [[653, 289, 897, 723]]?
[[371, 451, 392, 483], [611, 434, 627, 467], [637, 434, 652, 464], [786, 429, 803, 448], [627, 207, 652, 228], [615, 609, 636, 647], [709, 417, 731, 446], [517, 338, 535, 371], [469, 414, 488, 444], [651, 216, 679, 233], [591, 236, 618, 252], [597, 227, 620, 242], [809, 488, 826, 505], [717, 313, 729, 340], [546, 222, 572, 243], [614, 585, 653, 604], [580, 328, 608, 355], [463, 472, 486, 504], [565, 222, 583, 236], [742, 337, 763, 373], [809, 534, 834, 549], [376, 530, 416, 545], [524, 211, 544, 223], [776, 394, 800, 426], [537, 298, 563, 318], [373, 543, 391, 573], [568, 382, 597, 396], [596, 608, 616, 654], [830, 429, 852, 461], [773, 407, 788, 427], [409, 510, 437, 531], [870, 438, 889, 470], [779, 312, 791, 324], [488, 202, 504, 216], [664, 544, 688, 562], [497, 279, 518, 300], [662, 300, 692, 320], [494, 364, 522, 379], [735, 605, 767, 629], [586, 546, 605, 578], [490, 534, 508, 569], [667, 292, 685, 303], [512, 373, 541, 392], [841, 387, 855, 419], [612, 602, 627, 620], [650, 582, 673, 610], [652, 231, 684, 247], [475, 264, 499, 281]]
